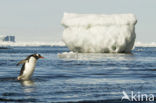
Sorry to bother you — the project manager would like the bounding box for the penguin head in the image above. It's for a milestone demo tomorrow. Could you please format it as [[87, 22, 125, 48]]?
[[33, 54, 44, 59]]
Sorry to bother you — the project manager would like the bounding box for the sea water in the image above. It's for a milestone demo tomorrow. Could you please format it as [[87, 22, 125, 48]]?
[[0, 46, 156, 103]]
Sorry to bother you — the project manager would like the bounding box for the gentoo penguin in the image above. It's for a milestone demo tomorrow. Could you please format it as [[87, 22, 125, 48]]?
[[17, 54, 44, 80]]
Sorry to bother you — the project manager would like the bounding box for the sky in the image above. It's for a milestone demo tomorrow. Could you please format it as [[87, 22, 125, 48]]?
[[0, 0, 155, 43]]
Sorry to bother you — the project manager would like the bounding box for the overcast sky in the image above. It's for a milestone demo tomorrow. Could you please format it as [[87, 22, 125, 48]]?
[[0, 0, 155, 43]]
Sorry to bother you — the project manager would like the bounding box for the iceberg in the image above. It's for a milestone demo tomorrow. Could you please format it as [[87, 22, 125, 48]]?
[[0, 35, 15, 42], [62, 13, 137, 53]]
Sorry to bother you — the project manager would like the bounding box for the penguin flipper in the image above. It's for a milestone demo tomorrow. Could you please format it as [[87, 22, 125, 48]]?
[[20, 64, 25, 75], [17, 60, 27, 66]]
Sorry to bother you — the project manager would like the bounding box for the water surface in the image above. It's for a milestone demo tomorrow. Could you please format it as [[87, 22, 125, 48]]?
[[0, 46, 156, 103]]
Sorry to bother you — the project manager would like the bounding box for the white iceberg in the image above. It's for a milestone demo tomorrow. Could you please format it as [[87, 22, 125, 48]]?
[[62, 13, 137, 53]]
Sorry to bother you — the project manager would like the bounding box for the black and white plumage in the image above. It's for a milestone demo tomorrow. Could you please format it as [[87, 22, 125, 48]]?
[[17, 54, 44, 80]]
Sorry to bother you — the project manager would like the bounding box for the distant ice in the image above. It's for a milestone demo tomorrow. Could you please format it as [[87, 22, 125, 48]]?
[[62, 13, 137, 53], [1, 41, 155, 47], [135, 41, 156, 47], [0, 41, 65, 47]]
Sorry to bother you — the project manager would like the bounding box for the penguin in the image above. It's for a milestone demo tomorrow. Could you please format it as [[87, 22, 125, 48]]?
[[17, 54, 44, 80]]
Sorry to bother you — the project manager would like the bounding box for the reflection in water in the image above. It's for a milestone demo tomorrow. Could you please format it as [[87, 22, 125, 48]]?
[[20, 80, 35, 87], [58, 52, 134, 61], [20, 80, 35, 93]]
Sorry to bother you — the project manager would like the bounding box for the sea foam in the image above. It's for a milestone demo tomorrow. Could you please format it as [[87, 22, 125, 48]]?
[[62, 13, 137, 53]]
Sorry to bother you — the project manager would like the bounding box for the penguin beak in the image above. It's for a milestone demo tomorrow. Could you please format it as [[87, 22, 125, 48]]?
[[40, 56, 44, 59]]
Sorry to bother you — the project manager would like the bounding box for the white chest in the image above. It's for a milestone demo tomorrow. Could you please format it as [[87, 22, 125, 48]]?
[[23, 57, 37, 78]]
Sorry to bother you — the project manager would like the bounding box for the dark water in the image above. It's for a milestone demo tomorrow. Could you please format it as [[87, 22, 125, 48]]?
[[0, 46, 156, 103]]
